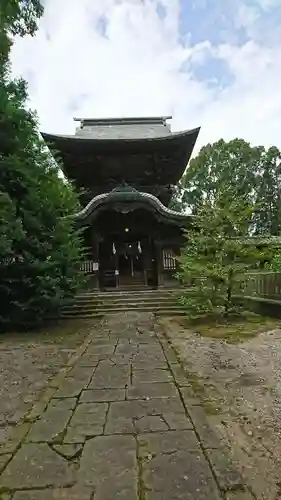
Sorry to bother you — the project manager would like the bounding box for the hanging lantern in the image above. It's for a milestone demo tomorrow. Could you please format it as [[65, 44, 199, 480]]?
[[138, 241, 142, 254], [112, 242, 116, 255]]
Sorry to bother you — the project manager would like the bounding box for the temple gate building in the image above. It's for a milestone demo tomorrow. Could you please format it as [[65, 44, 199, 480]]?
[[42, 117, 200, 290]]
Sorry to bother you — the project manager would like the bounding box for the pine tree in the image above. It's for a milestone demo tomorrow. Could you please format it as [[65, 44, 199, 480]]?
[[177, 190, 265, 317]]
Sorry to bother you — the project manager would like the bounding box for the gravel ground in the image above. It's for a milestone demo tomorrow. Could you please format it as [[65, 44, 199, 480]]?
[[163, 317, 281, 500], [0, 320, 95, 426]]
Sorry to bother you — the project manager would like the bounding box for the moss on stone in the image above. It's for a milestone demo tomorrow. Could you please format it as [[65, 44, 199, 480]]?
[[176, 313, 281, 343]]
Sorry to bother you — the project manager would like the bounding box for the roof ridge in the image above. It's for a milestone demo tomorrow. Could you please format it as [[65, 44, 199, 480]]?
[[73, 116, 172, 126]]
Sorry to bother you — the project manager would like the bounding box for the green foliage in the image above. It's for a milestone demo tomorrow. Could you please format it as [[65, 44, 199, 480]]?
[[0, 0, 43, 36], [254, 146, 281, 235], [0, 190, 25, 256], [269, 252, 281, 272], [182, 139, 259, 211], [0, 0, 87, 328], [172, 138, 281, 236], [168, 181, 185, 212], [177, 189, 267, 317], [0, 0, 44, 67]]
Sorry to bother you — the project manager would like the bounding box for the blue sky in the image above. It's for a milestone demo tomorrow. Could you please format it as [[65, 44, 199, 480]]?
[[11, 0, 281, 153], [179, 0, 281, 45], [179, 0, 281, 85]]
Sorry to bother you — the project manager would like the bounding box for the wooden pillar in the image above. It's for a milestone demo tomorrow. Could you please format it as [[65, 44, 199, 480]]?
[[143, 260, 148, 287], [91, 229, 99, 289], [155, 240, 164, 288], [142, 239, 148, 287], [115, 249, 119, 289]]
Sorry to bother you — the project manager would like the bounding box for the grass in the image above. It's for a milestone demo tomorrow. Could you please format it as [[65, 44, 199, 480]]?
[[186, 371, 206, 395], [175, 312, 281, 343], [202, 400, 221, 415], [178, 367, 222, 414]]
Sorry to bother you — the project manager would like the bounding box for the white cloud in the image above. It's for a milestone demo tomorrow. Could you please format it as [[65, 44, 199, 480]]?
[[235, 3, 260, 31], [10, 0, 281, 155], [256, 0, 280, 11]]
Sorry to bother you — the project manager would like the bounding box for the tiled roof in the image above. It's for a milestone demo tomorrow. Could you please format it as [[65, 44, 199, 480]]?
[[74, 116, 172, 140]]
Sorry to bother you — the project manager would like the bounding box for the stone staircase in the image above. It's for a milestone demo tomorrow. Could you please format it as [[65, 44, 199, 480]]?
[[60, 288, 186, 319]]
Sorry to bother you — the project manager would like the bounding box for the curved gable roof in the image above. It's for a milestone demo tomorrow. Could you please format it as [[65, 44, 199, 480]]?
[[73, 187, 190, 226]]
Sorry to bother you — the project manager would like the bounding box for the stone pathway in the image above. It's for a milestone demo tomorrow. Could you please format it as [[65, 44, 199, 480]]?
[[0, 313, 252, 499]]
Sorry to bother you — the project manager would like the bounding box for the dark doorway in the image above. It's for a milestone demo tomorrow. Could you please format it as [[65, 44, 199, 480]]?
[[98, 236, 159, 289], [96, 209, 160, 290], [118, 241, 144, 286]]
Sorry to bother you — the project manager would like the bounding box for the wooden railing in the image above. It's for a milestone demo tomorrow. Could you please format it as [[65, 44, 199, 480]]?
[[79, 260, 281, 300], [177, 272, 281, 300], [80, 260, 96, 274], [243, 272, 281, 299]]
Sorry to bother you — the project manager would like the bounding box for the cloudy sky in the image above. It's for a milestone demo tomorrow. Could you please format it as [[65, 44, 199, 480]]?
[[11, 0, 281, 153]]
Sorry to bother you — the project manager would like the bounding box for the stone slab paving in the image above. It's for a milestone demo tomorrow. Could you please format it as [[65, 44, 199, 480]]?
[[0, 322, 93, 427], [0, 312, 253, 499]]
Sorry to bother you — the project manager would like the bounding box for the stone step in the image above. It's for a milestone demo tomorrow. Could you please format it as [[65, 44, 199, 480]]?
[[77, 287, 184, 295], [68, 296, 180, 307], [71, 298, 181, 306], [61, 301, 182, 311], [59, 288, 186, 319], [61, 302, 179, 314], [76, 290, 183, 300], [61, 305, 185, 316], [60, 306, 186, 319]]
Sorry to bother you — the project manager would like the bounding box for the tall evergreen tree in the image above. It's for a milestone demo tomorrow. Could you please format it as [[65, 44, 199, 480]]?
[[254, 146, 281, 235], [0, 0, 86, 328]]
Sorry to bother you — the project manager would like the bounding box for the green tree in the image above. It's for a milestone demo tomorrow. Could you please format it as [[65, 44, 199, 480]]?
[[0, 0, 43, 66], [0, 0, 87, 328], [177, 189, 266, 317], [174, 139, 281, 235], [180, 139, 261, 212], [254, 146, 281, 235], [168, 180, 185, 212]]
